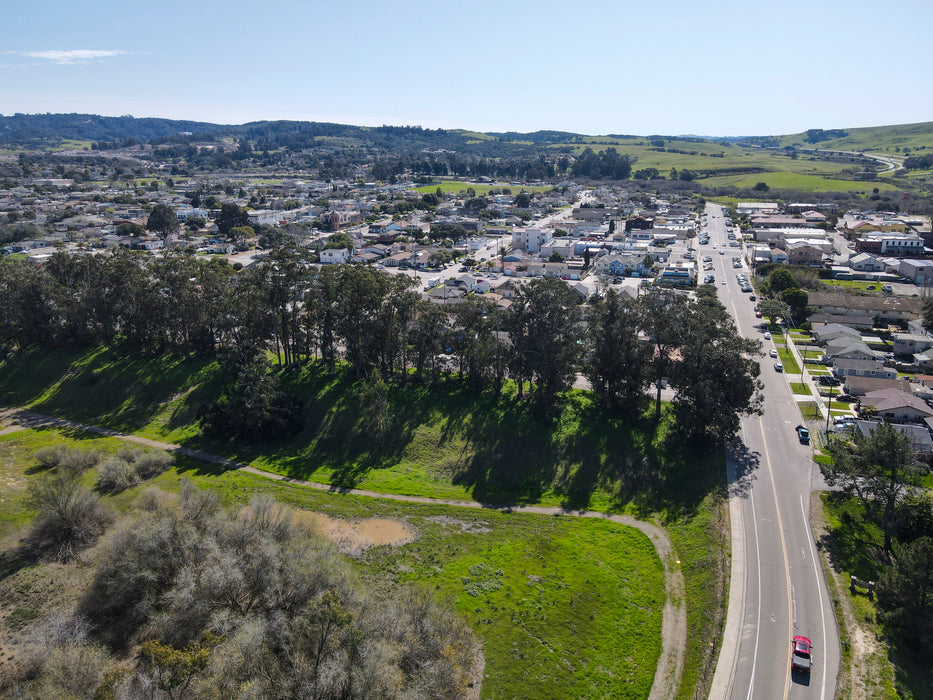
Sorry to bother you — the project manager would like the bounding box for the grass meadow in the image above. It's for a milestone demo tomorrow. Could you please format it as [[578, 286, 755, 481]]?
[[0, 345, 734, 697]]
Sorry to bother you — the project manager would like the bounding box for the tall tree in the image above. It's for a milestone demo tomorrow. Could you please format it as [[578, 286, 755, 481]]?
[[215, 203, 250, 239], [146, 204, 178, 239], [507, 277, 581, 404], [671, 294, 764, 441], [584, 289, 649, 414], [640, 287, 690, 421], [875, 537, 933, 656], [825, 422, 924, 552]]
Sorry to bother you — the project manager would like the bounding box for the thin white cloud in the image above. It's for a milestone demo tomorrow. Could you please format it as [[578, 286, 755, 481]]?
[[14, 50, 131, 65]]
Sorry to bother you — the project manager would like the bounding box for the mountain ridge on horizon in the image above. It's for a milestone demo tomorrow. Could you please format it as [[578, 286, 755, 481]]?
[[2, 112, 933, 149]]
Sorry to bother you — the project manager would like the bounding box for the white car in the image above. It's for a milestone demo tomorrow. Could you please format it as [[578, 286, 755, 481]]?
[[764, 332, 772, 340], [770, 349, 778, 358], [774, 362, 784, 372]]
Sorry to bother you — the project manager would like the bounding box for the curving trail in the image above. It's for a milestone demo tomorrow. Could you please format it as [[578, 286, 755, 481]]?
[[0, 405, 686, 699]]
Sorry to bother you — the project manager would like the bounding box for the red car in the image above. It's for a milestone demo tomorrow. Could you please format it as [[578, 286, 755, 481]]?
[[755, 311, 762, 318], [792, 635, 812, 673]]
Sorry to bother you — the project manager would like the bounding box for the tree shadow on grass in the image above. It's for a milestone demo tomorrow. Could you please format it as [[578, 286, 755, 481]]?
[[819, 493, 886, 582]]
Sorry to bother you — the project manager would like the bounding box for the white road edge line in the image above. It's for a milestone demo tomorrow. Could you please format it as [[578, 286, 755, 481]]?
[[800, 494, 829, 700], [745, 493, 761, 700]]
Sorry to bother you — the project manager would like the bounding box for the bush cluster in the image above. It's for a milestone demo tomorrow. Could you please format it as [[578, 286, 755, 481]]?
[[94, 447, 172, 494], [10, 484, 480, 698]]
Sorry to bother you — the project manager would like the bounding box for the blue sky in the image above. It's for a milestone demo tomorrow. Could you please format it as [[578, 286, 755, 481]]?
[[3, 0, 932, 137]]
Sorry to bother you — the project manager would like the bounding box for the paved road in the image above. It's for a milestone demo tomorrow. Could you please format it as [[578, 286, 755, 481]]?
[[706, 204, 840, 699]]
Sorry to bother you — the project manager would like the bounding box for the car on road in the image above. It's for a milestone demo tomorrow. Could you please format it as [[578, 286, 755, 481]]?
[[881, 284, 893, 292], [770, 348, 778, 357], [755, 311, 763, 318], [749, 294, 756, 301], [795, 425, 811, 445], [763, 332, 771, 340], [791, 635, 812, 673], [774, 362, 784, 372]]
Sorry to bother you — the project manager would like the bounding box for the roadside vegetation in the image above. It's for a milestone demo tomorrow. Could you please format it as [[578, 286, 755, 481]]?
[[817, 425, 933, 697]]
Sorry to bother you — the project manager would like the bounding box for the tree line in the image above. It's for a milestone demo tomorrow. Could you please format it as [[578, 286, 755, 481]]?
[[0, 248, 762, 441]]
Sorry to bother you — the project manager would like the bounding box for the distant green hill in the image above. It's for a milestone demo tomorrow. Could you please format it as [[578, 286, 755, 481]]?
[[738, 122, 933, 156]]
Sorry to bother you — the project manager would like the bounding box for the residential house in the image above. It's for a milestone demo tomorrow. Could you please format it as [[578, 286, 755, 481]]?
[[844, 376, 911, 396], [832, 358, 896, 379], [593, 252, 649, 277], [319, 248, 351, 265], [822, 337, 881, 362], [860, 389, 933, 422], [807, 292, 924, 325], [812, 323, 861, 344], [893, 333, 933, 357]]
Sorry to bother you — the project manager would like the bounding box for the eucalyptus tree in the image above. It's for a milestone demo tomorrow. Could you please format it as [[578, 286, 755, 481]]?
[[584, 289, 649, 414], [507, 276, 582, 404], [639, 287, 691, 421]]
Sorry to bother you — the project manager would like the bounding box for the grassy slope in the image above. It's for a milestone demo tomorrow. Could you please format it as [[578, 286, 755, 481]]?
[[0, 427, 664, 699], [820, 493, 933, 698], [766, 121, 933, 154], [0, 345, 730, 697]]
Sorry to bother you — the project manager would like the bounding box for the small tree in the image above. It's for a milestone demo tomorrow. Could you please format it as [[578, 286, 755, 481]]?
[[825, 422, 923, 552], [875, 537, 933, 656]]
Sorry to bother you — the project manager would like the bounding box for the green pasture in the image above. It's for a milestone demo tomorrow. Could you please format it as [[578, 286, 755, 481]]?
[[415, 181, 551, 195]]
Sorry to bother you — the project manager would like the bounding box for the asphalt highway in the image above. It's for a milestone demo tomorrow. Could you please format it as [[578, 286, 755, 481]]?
[[706, 205, 840, 699]]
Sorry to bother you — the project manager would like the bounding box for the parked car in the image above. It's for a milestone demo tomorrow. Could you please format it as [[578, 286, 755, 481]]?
[[763, 332, 771, 340], [756, 311, 763, 318], [774, 362, 784, 372], [818, 375, 841, 386], [791, 636, 813, 674], [836, 394, 858, 402], [795, 425, 811, 445], [770, 348, 778, 358]]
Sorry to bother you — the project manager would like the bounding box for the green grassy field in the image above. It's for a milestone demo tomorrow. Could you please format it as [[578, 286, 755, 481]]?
[[766, 121, 933, 155], [790, 382, 812, 396], [0, 345, 731, 698], [700, 171, 896, 193], [0, 427, 664, 698]]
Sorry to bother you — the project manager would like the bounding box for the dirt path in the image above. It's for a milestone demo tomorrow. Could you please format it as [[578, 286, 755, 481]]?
[[0, 405, 686, 699]]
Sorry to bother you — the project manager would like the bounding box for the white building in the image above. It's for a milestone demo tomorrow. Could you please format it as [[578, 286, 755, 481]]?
[[511, 227, 551, 254]]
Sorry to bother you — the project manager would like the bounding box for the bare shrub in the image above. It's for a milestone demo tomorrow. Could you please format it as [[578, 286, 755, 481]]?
[[25, 470, 114, 561], [96, 458, 139, 494], [34, 444, 70, 470], [115, 446, 144, 463], [133, 451, 172, 480], [76, 486, 480, 696], [34, 445, 100, 474], [36, 642, 113, 699], [57, 448, 101, 474], [136, 485, 173, 513]]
